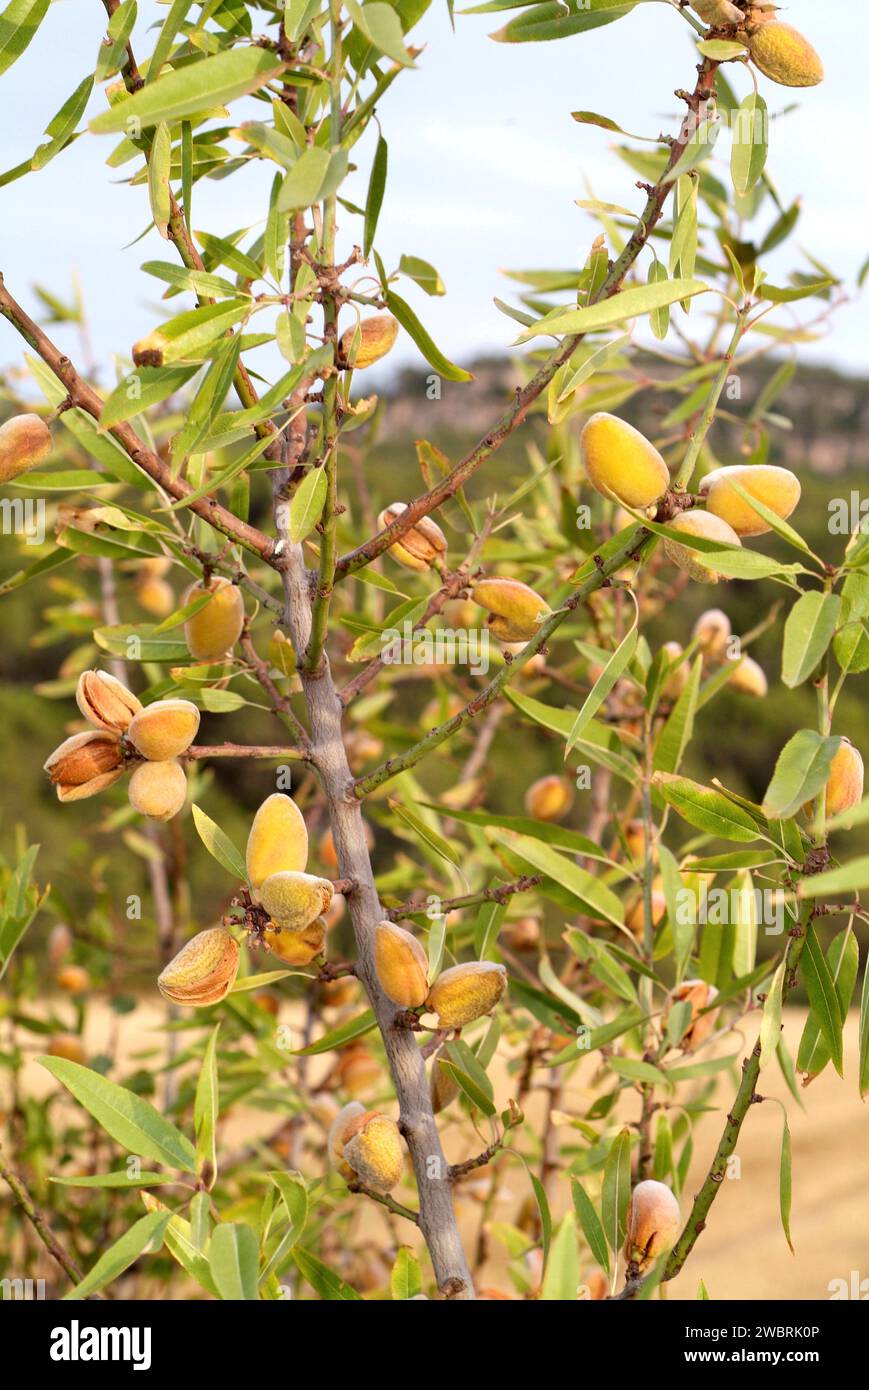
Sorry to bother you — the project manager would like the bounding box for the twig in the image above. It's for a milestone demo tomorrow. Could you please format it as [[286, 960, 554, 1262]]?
[[347, 1180, 420, 1225], [0, 1145, 87, 1291]]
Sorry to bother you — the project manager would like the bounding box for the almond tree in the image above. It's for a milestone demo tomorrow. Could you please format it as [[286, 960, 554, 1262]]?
[[1, 0, 863, 1303]]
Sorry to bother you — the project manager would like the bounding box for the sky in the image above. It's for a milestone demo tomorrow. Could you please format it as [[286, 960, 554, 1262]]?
[[0, 0, 867, 385]]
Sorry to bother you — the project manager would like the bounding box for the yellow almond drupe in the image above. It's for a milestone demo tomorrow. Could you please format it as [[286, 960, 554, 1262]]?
[[692, 0, 743, 22], [48, 1035, 86, 1064], [0, 413, 52, 483], [342, 1112, 404, 1192], [76, 670, 142, 733], [663, 979, 719, 1052], [328, 1100, 366, 1177], [158, 927, 239, 1007], [472, 577, 550, 644], [580, 413, 670, 510], [259, 871, 333, 931], [246, 792, 309, 889], [692, 608, 731, 660], [127, 699, 200, 761], [663, 510, 741, 583], [136, 577, 174, 617], [426, 960, 508, 1028], [747, 20, 824, 88], [44, 731, 125, 802], [183, 576, 244, 661], [825, 740, 864, 818], [727, 654, 768, 698], [374, 921, 429, 1007], [430, 1045, 461, 1114], [524, 774, 574, 822], [661, 641, 689, 700], [339, 314, 399, 369], [263, 917, 325, 966], [128, 759, 187, 821], [376, 502, 447, 571], [55, 965, 91, 994], [625, 1180, 681, 1273], [700, 464, 801, 538]]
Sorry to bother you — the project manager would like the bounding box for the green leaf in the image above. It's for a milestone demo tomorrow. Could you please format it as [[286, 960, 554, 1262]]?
[[565, 624, 637, 753], [797, 929, 858, 1082], [859, 955, 869, 1100], [31, 75, 94, 171], [292, 1010, 377, 1055], [801, 925, 844, 1077], [601, 1128, 632, 1254], [100, 365, 198, 429], [759, 958, 786, 1071], [398, 253, 445, 296], [138, 299, 251, 365], [540, 1212, 579, 1300], [149, 122, 173, 239], [781, 592, 841, 688], [364, 133, 388, 256], [64, 1212, 170, 1301], [731, 93, 768, 196], [654, 773, 762, 843], [346, 0, 413, 64], [50, 1171, 179, 1189], [390, 1246, 422, 1300], [653, 655, 702, 775], [572, 1180, 610, 1277], [209, 1223, 259, 1300], [91, 48, 284, 133], [0, 0, 50, 78], [385, 290, 473, 382], [276, 145, 331, 212], [260, 1172, 308, 1284], [289, 466, 328, 543], [491, 0, 639, 44], [517, 278, 708, 342], [779, 1113, 794, 1253], [761, 730, 841, 821], [799, 858, 869, 897], [194, 1025, 220, 1185], [191, 805, 247, 882], [438, 1060, 496, 1117], [647, 258, 670, 341], [38, 1057, 196, 1170], [760, 280, 834, 304], [497, 830, 624, 926], [293, 1247, 363, 1299]]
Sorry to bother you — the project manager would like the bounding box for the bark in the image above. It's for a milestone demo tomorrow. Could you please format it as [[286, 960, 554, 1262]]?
[[274, 486, 475, 1299]]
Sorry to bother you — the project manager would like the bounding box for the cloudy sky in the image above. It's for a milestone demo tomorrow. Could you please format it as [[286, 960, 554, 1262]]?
[[1, 0, 866, 383]]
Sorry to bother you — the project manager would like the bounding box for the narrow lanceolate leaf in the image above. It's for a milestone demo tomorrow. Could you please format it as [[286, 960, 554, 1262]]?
[[498, 830, 624, 927], [291, 1010, 376, 1055], [601, 1128, 632, 1254], [390, 1247, 422, 1300], [731, 92, 768, 196], [385, 290, 473, 382], [0, 0, 50, 78], [147, 123, 173, 241], [364, 133, 388, 256], [797, 929, 858, 1083], [859, 959, 869, 1099], [194, 1025, 220, 1186], [191, 805, 247, 882], [101, 364, 198, 428], [289, 465, 328, 544], [38, 1057, 196, 1170], [781, 592, 841, 688], [759, 958, 786, 1071], [540, 1212, 579, 1300], [260, 1172, 308, 1284], [518, 278, 708, 341], [572, 1180, 610, 1278], [293, 1247, 363, 1300], [64, 1212, 170, 1301], [653, 655, 702, 775], [647, 259, 669, 341], [91, 48, 284, 133], [801, 926, 844, 1078], [761, 730, 841, 821], [779, 1114, 794, 1253], [653, 773, 761, 843], [209, 1223, 259, 1301], [565, 625, 637, 754], [799, 857, 869, 897], [31, 75, 94, 171]]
